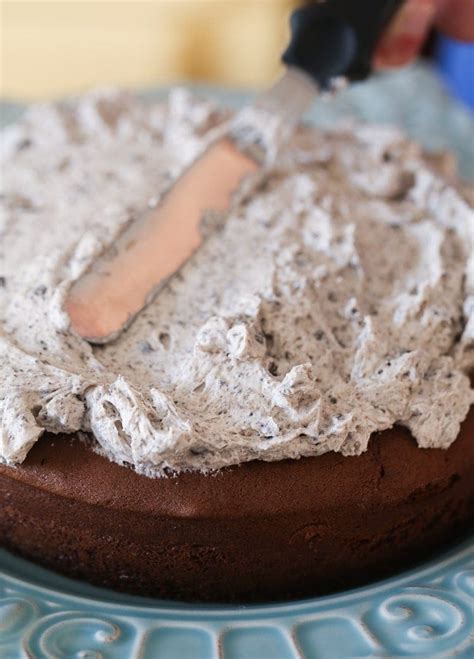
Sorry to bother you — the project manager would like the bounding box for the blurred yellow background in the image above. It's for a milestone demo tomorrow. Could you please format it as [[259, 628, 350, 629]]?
[[1, 0, 296, 100]]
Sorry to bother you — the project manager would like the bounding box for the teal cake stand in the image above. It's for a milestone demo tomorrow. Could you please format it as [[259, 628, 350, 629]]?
[[1, 538, 473, 658], [1, 65, 473, 658]]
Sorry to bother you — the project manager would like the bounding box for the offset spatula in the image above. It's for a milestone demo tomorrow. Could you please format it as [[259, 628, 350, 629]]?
[[66, 0, 403, 343]]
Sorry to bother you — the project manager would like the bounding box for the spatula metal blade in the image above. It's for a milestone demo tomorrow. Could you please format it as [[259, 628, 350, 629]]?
[[66, 138, 259, 343], [66, 69, 317, 344]]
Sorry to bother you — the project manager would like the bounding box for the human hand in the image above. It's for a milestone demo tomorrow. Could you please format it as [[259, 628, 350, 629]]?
[[375, 0, 474, 67]]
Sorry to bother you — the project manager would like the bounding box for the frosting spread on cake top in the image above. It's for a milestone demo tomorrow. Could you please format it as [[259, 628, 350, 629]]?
[[1, 88, 473, 476]]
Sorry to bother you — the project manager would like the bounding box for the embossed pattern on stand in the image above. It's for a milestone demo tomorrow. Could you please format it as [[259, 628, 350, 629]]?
[[1, 539, 473, 658]]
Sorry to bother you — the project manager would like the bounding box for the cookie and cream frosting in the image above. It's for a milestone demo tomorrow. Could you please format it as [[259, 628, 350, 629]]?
[[1, 89, 473, 476]]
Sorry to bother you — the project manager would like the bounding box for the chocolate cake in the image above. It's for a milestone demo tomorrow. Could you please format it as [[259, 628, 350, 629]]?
[[1, 89, 473, 602], [1, 409, 473, 602]]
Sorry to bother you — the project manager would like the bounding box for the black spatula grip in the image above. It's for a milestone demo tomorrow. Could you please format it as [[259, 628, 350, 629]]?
[[282, 0, 405, 87]]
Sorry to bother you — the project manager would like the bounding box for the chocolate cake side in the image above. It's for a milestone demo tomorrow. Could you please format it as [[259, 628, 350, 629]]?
[[1, 408, 473, 603]]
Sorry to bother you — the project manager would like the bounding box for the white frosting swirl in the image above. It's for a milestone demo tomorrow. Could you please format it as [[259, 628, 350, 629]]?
[[0, 88, 473, 476]]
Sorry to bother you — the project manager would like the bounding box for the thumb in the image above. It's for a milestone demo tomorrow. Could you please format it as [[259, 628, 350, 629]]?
[[374, 0, 436, 68]]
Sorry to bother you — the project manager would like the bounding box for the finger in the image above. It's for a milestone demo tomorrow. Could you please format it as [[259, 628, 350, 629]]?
[[373, 0, 436, 68], [435, 0, 474, 41]]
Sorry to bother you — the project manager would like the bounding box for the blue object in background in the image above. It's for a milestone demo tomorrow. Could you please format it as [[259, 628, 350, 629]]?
[[436, 35, 474, 110]]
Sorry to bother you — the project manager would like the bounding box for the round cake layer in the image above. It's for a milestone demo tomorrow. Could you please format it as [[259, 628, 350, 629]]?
[[1, 408, 473, 602]]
